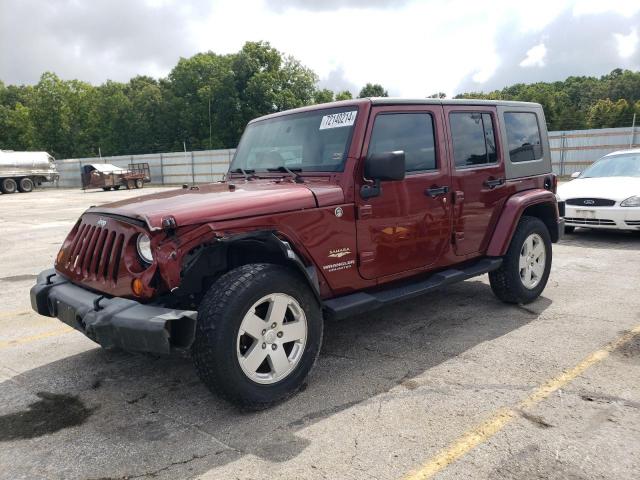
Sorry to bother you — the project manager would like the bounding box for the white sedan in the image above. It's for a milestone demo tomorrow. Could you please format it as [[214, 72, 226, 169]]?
[[558, 149, 640, 232]]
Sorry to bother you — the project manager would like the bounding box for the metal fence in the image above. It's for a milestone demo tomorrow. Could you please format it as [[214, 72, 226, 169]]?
[[550, 126, 638, 176], [49, 125, 638, 188], [52, 149, 235, 188]]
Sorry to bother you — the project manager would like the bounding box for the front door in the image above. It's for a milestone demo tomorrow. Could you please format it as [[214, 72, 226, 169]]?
[[444, 107, 507, 256], [356, 106, 452, 280]]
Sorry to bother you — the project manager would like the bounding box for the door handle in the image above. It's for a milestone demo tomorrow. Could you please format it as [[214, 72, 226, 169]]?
[[425, 185, 449, 198], [483, 177, 505, 189]]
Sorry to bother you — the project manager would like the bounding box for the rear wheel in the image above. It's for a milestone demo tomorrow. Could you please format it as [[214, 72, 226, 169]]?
[[18, 177, 34, 193], [1, 178, 18, 194], [489, 216, 552, 304], [193, 263, 323, 409], [134, 179, 143, 189]]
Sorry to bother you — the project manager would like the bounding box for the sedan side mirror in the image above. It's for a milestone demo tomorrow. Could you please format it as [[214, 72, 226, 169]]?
[[361, 151, 405, 199], [570, 171, 581, 179]]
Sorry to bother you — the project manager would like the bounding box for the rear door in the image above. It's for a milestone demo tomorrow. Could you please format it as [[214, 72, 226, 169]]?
[[355, 105, 452, 280], [445, 106, 507, 256]]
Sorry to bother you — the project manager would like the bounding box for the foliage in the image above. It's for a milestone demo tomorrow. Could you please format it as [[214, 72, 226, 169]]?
[[454, 69, 640, 130], [2, 43, 639, 159], [358, 83, 388, 98]]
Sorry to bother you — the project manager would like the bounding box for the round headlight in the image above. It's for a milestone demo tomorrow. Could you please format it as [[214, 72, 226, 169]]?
[[136, 234, 153, 264]]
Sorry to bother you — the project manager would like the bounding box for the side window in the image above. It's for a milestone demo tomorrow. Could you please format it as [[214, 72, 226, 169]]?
[[504, 112, 543, 162], [449, 112, 497, 168], [368, 113, 437, 173]]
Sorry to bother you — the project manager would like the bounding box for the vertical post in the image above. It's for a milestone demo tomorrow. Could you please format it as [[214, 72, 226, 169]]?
[[630, 113, 637, 148], [191, 151, 195, 184], [208, 98, 212, 151], [560, 133, 566, 177], [159, 153, 164, 185]]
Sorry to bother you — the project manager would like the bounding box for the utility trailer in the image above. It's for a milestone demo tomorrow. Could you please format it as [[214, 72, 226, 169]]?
[[0, 150, 59, 194], [81, 163, 151, 191]]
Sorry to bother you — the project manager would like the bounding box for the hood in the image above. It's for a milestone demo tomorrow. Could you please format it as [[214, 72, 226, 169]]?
[[558, 177, 640, 202], [86, 180, 345, 230]]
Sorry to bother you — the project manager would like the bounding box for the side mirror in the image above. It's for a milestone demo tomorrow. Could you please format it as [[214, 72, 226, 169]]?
[[365, 151, 405, 181], [570, 171, 581, 179], [361, 151, 405, 199]]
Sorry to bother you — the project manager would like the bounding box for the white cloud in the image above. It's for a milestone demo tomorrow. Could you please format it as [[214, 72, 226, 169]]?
[[614, 28, 639, 58], [519, 43, 547, 68]]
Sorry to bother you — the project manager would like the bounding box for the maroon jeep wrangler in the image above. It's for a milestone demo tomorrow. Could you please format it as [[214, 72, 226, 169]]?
[[31, 99, 564, 408]]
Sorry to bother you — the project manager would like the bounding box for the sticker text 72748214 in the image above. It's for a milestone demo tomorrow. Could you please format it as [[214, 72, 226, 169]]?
[[319, 111, 357, 130]]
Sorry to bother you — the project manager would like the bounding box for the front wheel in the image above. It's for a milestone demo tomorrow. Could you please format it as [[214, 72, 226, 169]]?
[[192, 263, 323, 409], [489, 216, 552, 304]]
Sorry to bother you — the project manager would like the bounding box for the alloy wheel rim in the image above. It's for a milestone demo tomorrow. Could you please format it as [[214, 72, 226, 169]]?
[[236, 293, 307, 385], [519, 233, 546, 289]]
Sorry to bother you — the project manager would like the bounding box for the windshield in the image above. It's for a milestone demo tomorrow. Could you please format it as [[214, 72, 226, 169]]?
[[230, 107, 358, 173], [580, 153, 640, 178]]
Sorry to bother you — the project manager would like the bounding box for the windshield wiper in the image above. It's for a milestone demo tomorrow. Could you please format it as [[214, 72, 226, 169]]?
[[229, 167, 257, 181], [267, 166, 304, 183]]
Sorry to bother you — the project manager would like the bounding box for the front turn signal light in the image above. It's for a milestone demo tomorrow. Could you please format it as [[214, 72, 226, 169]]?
[[132, 278, 144, 296], [56, 249, 64, 265]]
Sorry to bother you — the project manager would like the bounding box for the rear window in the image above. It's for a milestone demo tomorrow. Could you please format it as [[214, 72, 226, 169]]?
[[449, 112, 497, 168], [504, 112, 543, 162]]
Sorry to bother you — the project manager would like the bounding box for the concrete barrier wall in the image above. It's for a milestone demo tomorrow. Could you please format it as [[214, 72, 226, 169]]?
[[52, 149, 236, 188], [50, 125, 638, 188]]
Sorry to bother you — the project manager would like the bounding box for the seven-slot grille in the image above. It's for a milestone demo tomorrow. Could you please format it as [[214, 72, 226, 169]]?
[[64, 220, 126, 283], [565, 198, 616, 207]]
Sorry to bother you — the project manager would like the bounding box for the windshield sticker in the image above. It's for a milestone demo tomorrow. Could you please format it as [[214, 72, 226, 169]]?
[[319, 111, 357, 130]]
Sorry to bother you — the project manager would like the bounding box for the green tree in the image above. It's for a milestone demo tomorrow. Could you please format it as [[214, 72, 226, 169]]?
[[358, 83, 388, 98], [335, 90, 353, 101], [586, 98, 631, 129], [314, 88, 334, 104]]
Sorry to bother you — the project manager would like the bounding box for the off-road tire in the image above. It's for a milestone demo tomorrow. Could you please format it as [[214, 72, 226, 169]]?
[[18, 177, 34, 193], [192, 263, 323, 410], [1, 178, 18, 194], [489, 216, 552, 304], [135, 179, 143, 189], [564, 225, 575, 234]]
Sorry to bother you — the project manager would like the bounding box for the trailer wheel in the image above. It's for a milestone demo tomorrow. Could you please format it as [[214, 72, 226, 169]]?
[[135, 179, 143, 189], [1, 178, 18, 194], [18, 177, 34, 193], [126, 180, 134, 189]]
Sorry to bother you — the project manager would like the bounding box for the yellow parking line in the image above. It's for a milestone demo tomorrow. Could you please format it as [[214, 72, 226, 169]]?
[[403, 324, 640, 480], [0, 327, 74, 349]]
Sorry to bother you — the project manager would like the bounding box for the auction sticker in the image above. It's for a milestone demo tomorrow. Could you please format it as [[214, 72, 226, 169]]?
[[319, 111, 357, 130]]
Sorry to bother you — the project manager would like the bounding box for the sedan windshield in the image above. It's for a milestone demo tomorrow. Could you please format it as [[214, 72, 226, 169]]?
[[230, 107, 358, 173], [581, 153, 640, 178]]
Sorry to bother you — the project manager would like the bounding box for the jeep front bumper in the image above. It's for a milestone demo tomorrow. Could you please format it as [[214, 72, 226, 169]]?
[[30, 269, 197, 355]]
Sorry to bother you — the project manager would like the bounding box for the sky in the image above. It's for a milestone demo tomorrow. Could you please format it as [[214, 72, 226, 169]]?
[[1, 0, 639, 96]]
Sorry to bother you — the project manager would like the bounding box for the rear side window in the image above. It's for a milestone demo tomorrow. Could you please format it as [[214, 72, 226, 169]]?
[[504, 112, 543, 162], [368, 113, 437, 173], [449, 113, 497, 168]]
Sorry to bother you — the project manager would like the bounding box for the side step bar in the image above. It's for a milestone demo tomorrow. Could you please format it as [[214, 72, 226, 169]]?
[[323, 257, 503, 320]]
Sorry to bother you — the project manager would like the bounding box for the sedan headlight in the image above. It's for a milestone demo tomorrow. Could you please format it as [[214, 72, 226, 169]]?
[[621, 196, 640, 207], [136, 233, 153, 263]]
